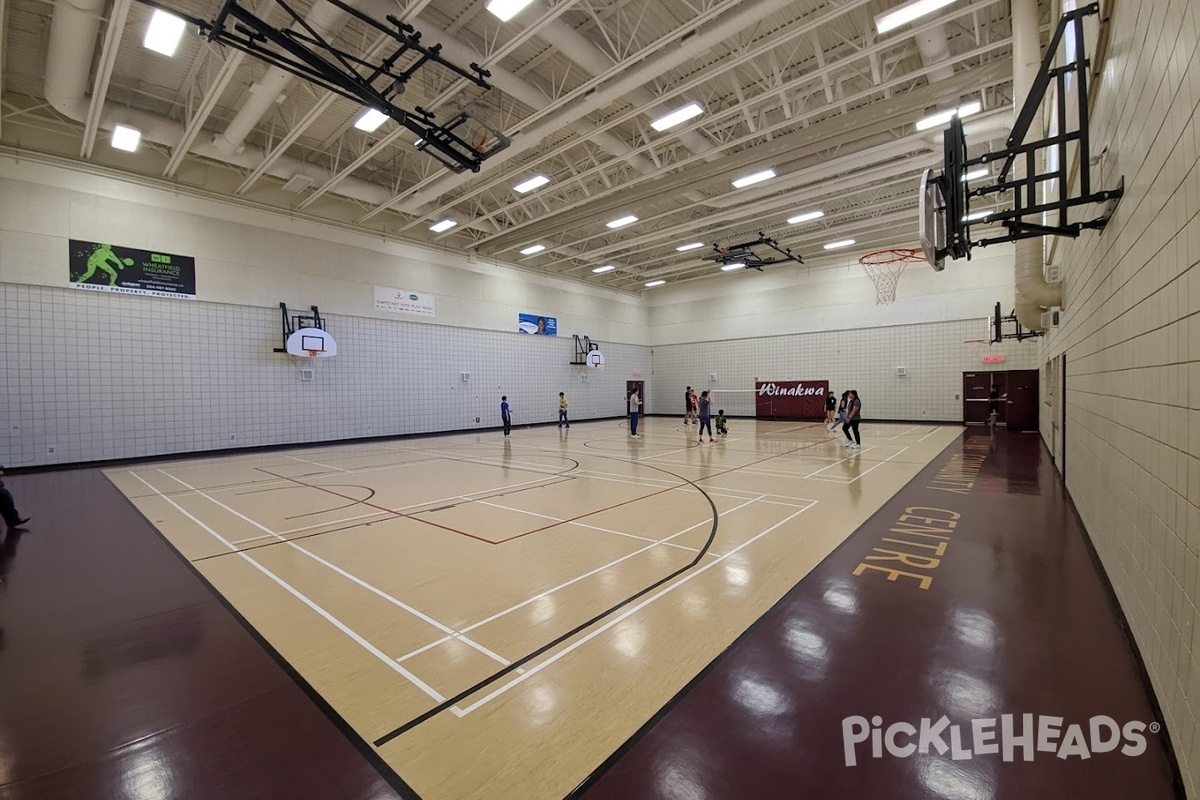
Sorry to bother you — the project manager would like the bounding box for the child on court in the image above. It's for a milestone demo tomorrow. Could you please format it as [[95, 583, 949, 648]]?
[[684, 386, 695, 425], [825, 392, 837, 427], [558, 392, 569, 428], [716, 409, 728, 436], [500, 396, 512, 438]]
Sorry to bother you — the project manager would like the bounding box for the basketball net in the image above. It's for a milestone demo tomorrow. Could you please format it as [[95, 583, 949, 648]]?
[[306, 350, 319, 359], [858, 248, 924, 304]]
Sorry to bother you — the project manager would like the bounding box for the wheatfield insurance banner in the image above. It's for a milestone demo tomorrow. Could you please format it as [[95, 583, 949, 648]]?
[[69, 240, 196, 299], [755, 380, 830, 419], [374, 286, 436, 317]]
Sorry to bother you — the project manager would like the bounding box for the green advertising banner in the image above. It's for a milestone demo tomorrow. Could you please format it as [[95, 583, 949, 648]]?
[[69, 240, 197, 300]]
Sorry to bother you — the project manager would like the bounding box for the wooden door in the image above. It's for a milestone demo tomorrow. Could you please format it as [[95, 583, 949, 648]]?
[[962, 372, 993, 425], [1006, 370, 1039, 432]]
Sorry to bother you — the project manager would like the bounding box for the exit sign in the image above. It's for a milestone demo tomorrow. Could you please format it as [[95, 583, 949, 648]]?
[[982, 354, 1006, 364]]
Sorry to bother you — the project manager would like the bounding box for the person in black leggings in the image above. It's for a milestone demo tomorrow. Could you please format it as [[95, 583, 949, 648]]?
[[842, 390, 862, 449]]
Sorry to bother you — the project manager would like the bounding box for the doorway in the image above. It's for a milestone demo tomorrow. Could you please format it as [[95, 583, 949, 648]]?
[[626, 380, 644, 417], [962, 370, 1039, 431]]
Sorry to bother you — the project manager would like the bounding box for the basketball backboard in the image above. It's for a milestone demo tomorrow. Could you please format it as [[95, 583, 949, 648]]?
[[286, 327, 338, 357], [918, 169, 947, 271]]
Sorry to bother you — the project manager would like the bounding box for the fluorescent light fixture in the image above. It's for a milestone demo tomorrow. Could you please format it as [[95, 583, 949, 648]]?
[[592, 265, 616, 273], [732, 168, 776, 189], [111, 125, 142, 152], [513, 174, 550, 193], [823, 239, 856, 250], [962, 168, 989, 182], [651, 102, 704, 131], [644, 280, 666, 287], [606, 215, 638, 229], [429, 219, 457, 233], [354, 109, 388, 132], [676, 241, 705, 252], [520, 244, 546, 255], [875, 0, 958, 34], [144, 9, 186, 56], [915, 100, 982, 131], [486, 0, 534, 22], [787, 210, 825, 225], [721, 262, 745, 271]]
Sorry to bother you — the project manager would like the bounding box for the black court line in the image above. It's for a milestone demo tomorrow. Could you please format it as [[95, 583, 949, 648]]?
[[373, 427, 837, 747]]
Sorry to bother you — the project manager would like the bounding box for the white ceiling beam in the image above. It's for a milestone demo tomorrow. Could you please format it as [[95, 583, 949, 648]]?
[[80, 0, 130, 159], [413, 0, 1006, 238], [163, 49, 246, 178]]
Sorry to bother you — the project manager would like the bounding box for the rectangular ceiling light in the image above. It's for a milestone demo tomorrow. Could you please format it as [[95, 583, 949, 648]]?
[[915, 100, 982, 131], [875, 0, 959, 34], [520, 244, 546, 255], [676, 241, 705, 252], [732, 168, 776, 189], [645, 280, 666, 287], [962, 168, 989, 182], [513, 174, 550, 193], [606, 215, 639, 229], [592, 265, 616, 273], [651, 102, 704, 132], [787, 210, 825, 225], [721, 262, 745, 271], [354, 109, 389, 132], [144, 9, 186, 56], [111, 125, 142, 152], [486, 0, 535, 22], [429, 219, 457, 233], [823, 239, 856, 250]]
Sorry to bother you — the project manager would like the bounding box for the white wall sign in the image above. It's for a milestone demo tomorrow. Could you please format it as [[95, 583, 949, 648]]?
[[374, 286, 436, 317]]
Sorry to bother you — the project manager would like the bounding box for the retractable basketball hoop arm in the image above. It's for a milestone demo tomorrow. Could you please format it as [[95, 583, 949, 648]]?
[[134, 0, 507, 173], [936, 3, 1123, 261], [710, 233, 802, 270], [273, 302, 324, 353], [571, 335, 599, 366], [991, 302, 1041, 343]]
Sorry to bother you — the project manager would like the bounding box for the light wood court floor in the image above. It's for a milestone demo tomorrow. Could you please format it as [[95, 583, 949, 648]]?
[[106, 419, 962, 800]]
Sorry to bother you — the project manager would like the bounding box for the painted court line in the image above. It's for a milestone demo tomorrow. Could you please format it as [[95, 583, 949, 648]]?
[[155, 469, 512, 675], [454, 494, 766, 638], [456, 501, 817, 716], [919, 426, 943, 441], [128, 472, 450, 707], [804, 446, 880, 477]]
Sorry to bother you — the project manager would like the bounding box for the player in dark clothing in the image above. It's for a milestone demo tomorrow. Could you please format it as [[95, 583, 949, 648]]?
[[825, 392, 837, 428], [0, 466, 30, 530], [842, 390, 862, 448]]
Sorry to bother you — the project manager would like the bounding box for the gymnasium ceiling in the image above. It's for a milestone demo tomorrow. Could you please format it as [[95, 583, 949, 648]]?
[[0, 0, 1038, 291]]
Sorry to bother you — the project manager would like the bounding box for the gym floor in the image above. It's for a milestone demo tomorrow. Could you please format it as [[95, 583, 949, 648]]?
[[0, 420, 1182, 799]]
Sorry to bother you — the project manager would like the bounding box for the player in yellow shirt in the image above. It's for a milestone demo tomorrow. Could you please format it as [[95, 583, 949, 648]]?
[[558, 392, 570, 428]]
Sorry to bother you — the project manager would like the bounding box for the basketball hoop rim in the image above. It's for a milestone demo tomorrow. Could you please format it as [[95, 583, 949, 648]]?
[[858, 247, 925, 266]]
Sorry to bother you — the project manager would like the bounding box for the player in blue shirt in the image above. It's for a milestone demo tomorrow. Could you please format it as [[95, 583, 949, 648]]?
[[500, 396, 512, 438]]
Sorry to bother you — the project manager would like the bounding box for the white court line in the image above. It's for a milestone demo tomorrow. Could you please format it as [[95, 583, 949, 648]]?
[[635, 438, 744, 461], [807, 446, 911, 484], [456, 501, 816, 716], [919, 426, 943, 442], [285, 454, 346, 472], [456, 494, 765, 636], [155, 469, 512, 677], [129, 472, 450, 707], [470, 499, 711, 556], [888, 425, 920, 440], [804, 446, 880, 477]]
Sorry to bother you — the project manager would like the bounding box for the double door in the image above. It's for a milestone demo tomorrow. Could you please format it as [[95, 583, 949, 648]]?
[[962, 370, 1039, 431]]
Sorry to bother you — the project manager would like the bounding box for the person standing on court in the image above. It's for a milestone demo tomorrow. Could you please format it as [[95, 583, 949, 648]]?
[[697, 390, 715, 444], [825, 391, 838, 428], [500, 396, 512, 438], [629, 388, 642, 437], [684, 386, 694, 425], [0, 466, 30, 531], [558, 392, 570, 428], [842, 390, 862, 449]]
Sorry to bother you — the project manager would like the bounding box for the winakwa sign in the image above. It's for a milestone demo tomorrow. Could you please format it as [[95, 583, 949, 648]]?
[[755, 380, 830, 419]]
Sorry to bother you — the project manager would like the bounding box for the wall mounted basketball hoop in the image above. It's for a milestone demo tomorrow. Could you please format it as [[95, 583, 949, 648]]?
[[274, 302, 338, 357], [919, 3, 1123, 269]]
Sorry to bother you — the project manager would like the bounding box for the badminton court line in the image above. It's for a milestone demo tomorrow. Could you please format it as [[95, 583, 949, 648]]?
[[393, 494, 767, 663], [806, 446, 911, 484], [919, 426, 943, 441], [129, 472, 454, 711], [455, 502, 816, 717], [155, 468, 513, 674]]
